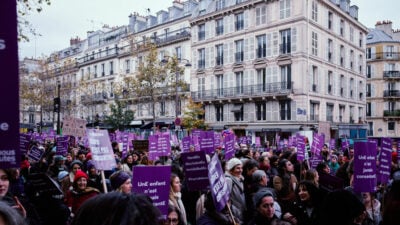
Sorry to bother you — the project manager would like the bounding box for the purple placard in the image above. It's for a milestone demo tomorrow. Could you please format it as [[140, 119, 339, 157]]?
[[148, 133, 171, 160], [27, 146, 45, 162], [224, 134, 235, 160], [121, 132, 129, 159], [148, 135, 159, 160], [329, 139, 336, 150], [0, 0, 20, 169], [199, 131, 215, 154], [296, 134, 305, 162], [397, 139, 400, 163], [171, 133, 179, 146], [132, 166, 171, 217], [208, 154, 230, 211], [181, 151, 210, 191], [378, 138, 392, 184], [181, 136, 191, 153], [310, 133, 323, 158], [87, 129, 116, 170], [56, 136, 69, 156], [255, 137, 261, 147], [214, 132, 222, 149], [353, 141, 377, 193], [193, 135, 201, 152], [341, 139, 350, 151], [20, 133, 31, 154], [109, 132, 116, 143]]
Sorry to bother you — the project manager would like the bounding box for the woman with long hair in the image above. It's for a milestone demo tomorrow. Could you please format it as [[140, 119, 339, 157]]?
[[273, 159, 298, 213], [168, 173, 187, 225]]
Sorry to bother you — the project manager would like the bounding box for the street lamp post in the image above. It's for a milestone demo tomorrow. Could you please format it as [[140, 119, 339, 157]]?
[[56, 81, 61, 135]]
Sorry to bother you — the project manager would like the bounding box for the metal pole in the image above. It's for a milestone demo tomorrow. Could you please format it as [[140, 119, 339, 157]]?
[[57, 83, 61, 135], [175, 69, 179, 118]]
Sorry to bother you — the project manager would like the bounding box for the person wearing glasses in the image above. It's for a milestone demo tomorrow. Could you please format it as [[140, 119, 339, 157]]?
[[164, 206, 184, 225]]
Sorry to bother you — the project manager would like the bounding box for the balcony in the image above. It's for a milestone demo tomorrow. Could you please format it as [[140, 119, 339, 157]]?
[[367, 52, 400, 61], [80, 92, 108, 105], [383, 90, 400, 98], [133, 27, 191, 52], [191, 81, 292, 101], [383, 71, 400, 79], [77, 47, 119, 66], [384, 110, 400, 117]]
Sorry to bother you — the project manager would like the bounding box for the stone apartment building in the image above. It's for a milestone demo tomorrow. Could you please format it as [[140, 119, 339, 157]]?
[[366, 20, 400, 139], [189, 0, 368, 144]]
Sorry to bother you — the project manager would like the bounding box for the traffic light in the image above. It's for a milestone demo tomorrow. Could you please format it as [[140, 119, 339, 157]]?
[[54, 97, 60, 112]]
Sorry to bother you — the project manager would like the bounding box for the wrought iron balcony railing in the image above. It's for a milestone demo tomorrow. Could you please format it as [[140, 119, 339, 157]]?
[[383, 110, 400, 117], [383, 90, 400, 98], [383, 70, 400, 79]]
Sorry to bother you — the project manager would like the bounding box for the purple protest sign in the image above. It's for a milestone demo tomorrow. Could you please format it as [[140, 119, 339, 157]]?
[[28, 146, 45, 162], [121, 132, 129, 159], [255, 137, 261, 147], [181, 151, 210, 191], [208, 154, 230, 211], [214, 132, 222, 149], [311, 133, 323, 158], [171, 133, 179, 146], [20, 133, 31, 154], [181, 136, 191, 153], [353, 141, 377, 193], [148, 135, 159, 160], [148, 133, 171, 160], [199, 131, 215, 154], [193, 135, 201, 152], [224, 133, 235, 160], [87, 129, 116, 171], [296, 134, 305, 162], [56, 136, 69, 156], [0, 0, 20, 169], [378, 138, 392, 184], [398, 140, 400, 163], [132, 166, 171, 217], [341, 140, 350, 152], [329, 139, 336, 150]]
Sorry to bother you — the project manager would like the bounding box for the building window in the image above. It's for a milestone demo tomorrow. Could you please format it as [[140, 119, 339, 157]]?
[[198, 24, 205, 41], [350, 27, 354, 42], [359, 32, 363, 48], [197, 77, 205, 99], [326, 104, 334, 122], [366, 102, 371, 117], [109, 61, 114, 75], [340, 19, 345, 37], [216, 0, 225, 10], [328, 71, 333, 94], [256, 102, 266, 120], [216, 74, 224, 96], [256, 6, 266, 25], [29, 113, 34, 124], [368, 122, 373, 136], [257, 68, 266, 92], [235, 71, 244, 94], [175, 47, 182, 60], [366, 65, 371, 78], [125, 60, 130, 73], [310, 102, 319, 121], [198, 48, 205, 69], [311, 32, 318, 56], [216, 18, 224, 36], [279, 100, 291, 120], [386, 45, 394, 58], [340, 45, 345, 67], [235, 13, 244, 31], [366, 48, 372, 59], [94, 65, 98, 78], [256, 35, 267, 58], [366, 84, 371, 97], [101, 64, 105, 76], [312, 66, 318, 92], [328, 39, 333, 62], [350, 50, 354, 70], [235, 40, 244, 63], [328, 11, 333, 30], [87, 67, 91, 79], [215, 104, 224, 121], [216, 44, 224, 66], [388, 121, 395, 131], [280, 29, 291, 54], [279, 0, 291, 19], [280, 64, 292, 90], [233, 104, 244, 121], [160, 101, 165, 116], [311, 1, 318, 21]]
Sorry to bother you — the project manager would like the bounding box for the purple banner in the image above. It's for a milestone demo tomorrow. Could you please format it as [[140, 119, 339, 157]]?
[[87, 129, 116, 170], [311, 133, 324, 158], [181, 151, 210, 191], [132, 166, 171, 217], [224, 133, 235, 161], [378, 138, 392, 184], [28, 146, 45, 162], [181, 136, 191, 153], [199, 131, 215, 154], [353, 141, 377, 193], [0, 0, 20, 169], [208, 154, 230, 211]]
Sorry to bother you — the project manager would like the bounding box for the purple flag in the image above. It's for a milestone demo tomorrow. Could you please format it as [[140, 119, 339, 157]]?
[[224, 133, 235, 160], [208, 154, 230, 211], [87, 129, 116, 170], [353, 141, 377, 193], [121, 132, 129, 159], [341, 140, 350, 152], [132, 166, 171, 218], [378, 138, 392, 184], [181, 151, 210, 191]]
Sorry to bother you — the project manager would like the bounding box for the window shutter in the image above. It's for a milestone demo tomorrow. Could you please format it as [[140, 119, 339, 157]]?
[[371, 84, 375, 97], [229, 42, 234, 64], [272, 66, 278, 83], [291, 101, 296, 121], [192, 49, 197, 70], [192, 26, 198, 42], [205, 47, 209, 68], [272, 102, 279, 121], [205, 22, 210, 39], [256, 8, 261, 25], [244, 70, 249, 86], [371, 102, 375, 117], [262, 6, 267, 24], [267, 33, 272, 56], [286, 0, 291, 18], [210, 46, 215, 67], [229, 15, 234, 33], [280, 0, 285, 19], [224, 43, 228, 65], [244, 39, 249, 61], [249, 36, 255, 60], [291, 27, 297, 52], [244, 10, 249, 29], [273, 32, 278, 56]]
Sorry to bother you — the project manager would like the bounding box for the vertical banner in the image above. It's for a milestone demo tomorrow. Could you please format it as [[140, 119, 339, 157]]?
[[0, 1, 20, 168], [132, 166, 171, 218], [87, 129, 116, 170], [208, 154, 230, 211], [378, 138, 392, 184], [353, 141, 377, 193], [296, 134, 305, 162], [181, 151, 209, 191]]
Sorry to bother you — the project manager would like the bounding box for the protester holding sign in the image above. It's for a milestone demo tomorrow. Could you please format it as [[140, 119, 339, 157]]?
[[225, 157, 246, 222]]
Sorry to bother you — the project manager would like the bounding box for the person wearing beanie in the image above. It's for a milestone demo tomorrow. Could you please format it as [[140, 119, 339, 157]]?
[[86, 160, 102, 192], [109, 171, 132, 194], [66, 170, 99, 215], [225, 157, 246, 222]]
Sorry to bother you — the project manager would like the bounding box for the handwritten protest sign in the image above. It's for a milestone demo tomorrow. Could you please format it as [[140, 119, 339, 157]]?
[[62, 116, 87, 137], [87, 129, 116, 170]]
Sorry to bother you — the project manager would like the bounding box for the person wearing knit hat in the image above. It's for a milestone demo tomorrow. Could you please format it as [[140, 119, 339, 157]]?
[[224, 157, 246, 222], [248, 190, 290, 225], [109, 171, 132, 194], [66, 170, 99, 215], [58, 171, 69, 183]]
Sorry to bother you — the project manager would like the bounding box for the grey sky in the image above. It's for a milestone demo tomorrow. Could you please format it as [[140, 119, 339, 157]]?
[[18, 0, 400, 59]]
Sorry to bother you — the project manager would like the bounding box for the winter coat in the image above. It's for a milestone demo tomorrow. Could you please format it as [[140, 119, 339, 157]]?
[[66, 187, 99, 214], [225, 172, 247, 221]]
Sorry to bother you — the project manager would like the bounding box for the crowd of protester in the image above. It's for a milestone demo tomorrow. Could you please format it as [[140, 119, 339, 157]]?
[[1, 136, 400, 225]]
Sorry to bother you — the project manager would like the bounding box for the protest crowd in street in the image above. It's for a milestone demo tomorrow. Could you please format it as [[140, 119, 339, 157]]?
[[1, 128, 400, 225]]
